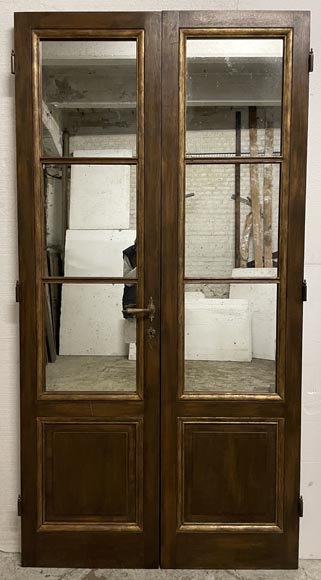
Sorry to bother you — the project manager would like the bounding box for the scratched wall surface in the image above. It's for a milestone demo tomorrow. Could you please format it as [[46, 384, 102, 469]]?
[[0, 0, 320, 558]]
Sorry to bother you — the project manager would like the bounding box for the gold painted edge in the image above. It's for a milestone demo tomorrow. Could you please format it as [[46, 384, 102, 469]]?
[[37, 418, 144, 531], [177, 417, 285, 531], [179, 28, 292, 401]]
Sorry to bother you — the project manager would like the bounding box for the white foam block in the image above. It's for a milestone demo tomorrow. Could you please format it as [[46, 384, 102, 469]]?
[[69, 149, 131, 230], [64, 229, 136, 277], [185, 298, 252, 362], [230, 268, 277, 360], [60, 228, 136, 355], [59, 284, 126, 356]]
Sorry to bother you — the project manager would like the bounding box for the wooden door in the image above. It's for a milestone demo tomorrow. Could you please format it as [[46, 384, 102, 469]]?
[[15, 9, 310, 571], [15, 12, 161, 568], [161, 11, 310, 569]]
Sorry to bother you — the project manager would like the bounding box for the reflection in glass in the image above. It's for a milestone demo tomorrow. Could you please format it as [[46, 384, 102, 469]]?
[[45, 284, 137, 392], [186, 38, 283, 157], [41, 40, 137, 157], [44, 164, 137, 277], [184, 283, 277, 394], [185, 164, 280, 278]]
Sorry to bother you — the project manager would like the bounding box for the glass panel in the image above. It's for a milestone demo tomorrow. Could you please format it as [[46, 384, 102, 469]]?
[[45, 284, 138, 392], [41, 41, 137, 157], [184, 283, 277, 394], [44, 164, 137, 277], [186, 38, 283, 157], [185, 164, 280, 278]]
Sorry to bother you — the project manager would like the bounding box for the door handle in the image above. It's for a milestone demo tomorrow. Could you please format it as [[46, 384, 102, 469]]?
[[123, 296, 156, 322]]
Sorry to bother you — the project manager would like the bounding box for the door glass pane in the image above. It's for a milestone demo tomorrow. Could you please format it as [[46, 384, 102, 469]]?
[[186, 38, 283, 157], [184, 283, 277, 394], [185, 164, 280, 278], [44, 164, 137, 277], [44, 283, 139, 392], [41, 40, 137, 157]]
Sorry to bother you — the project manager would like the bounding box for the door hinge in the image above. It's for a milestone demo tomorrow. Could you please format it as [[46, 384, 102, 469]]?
[[11, 50, 15, 75], [309, 49, 314, 73], [15, 281, 21, 303], [302, 280, 307, 302], [299, 495, 304, 518], [17, 495, 22, 517]]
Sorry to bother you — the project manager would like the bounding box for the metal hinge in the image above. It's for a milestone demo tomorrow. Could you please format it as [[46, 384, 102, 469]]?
[[309, 49, 314, 73], [15, 281, 21, 303], [299, 495, 304, 518], [302, 280, 307, 302], [11, 50, 15, 75], [17, 495, 22, 517]]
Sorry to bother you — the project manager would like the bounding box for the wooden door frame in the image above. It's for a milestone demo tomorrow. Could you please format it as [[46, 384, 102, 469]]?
[[15, 8, 310, 570], [15, 11, 161, 568], [161, 10, 310, 569]]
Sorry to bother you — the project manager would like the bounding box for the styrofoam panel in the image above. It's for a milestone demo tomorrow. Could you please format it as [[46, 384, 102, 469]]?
[[302, 419, 321, 463], [64, 229, 136, 277], [185, 298, 252, 361], [303, 265, 321, 346], [230, 269, 277, 360], [299, 461, 321, 559], [60, 284, 127, 356], [124, 319, 136, 344], [185, 291, 206, 301], [69, 149, 131, 229]]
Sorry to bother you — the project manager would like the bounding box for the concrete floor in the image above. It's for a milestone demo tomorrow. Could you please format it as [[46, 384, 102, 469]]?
[[46, 356, 275, 393], [0, 552, 320, 580]]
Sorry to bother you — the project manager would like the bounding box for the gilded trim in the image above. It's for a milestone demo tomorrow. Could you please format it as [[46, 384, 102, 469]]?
[[178, 28, 293, 401], [177, 417, 285, 532]]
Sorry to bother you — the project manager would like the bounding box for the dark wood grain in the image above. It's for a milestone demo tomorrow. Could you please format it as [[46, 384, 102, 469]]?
[[15, 8, 310, 570], [15, 11, 161, 568], [161, 10, 180, 569], [282, 11, 311, 567], [15, 11, 38, 566], [160, 10, 310, 569]]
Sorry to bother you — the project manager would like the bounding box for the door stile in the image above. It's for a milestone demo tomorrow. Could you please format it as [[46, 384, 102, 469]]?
[[142, 12, 162, 565], [161, 10, 180, 568], [283, 11, 310, 563], [15, 12, 38, 566]]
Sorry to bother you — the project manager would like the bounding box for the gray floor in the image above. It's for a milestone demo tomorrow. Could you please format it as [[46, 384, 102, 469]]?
[[46, 356, 275, 393], [0, 552, 320, 580]]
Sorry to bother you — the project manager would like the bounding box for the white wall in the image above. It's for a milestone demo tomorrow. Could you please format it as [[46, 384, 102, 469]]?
[[0, 0, 320, 559]]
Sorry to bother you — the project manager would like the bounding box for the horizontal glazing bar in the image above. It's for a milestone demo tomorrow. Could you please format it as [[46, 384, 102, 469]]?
[[184, 278, 280, 284], [42, 277, 138, 284], [185, 157, 283, 165], [35, 29, 142, 39], [41, 157, 138, 166]]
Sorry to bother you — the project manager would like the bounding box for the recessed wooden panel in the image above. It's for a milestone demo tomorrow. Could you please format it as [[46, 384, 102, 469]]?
[[178, 418, 284, 530], [38, 419, 142, 529]]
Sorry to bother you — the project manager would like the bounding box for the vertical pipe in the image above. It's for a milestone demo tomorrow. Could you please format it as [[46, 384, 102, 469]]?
[[61, 129, 70, 249], [235, 111, 241, 268], [249, 106, 263, 267]]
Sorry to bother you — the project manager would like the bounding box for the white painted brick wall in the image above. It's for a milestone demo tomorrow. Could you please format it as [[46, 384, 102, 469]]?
[[0, 0, 320, 559]]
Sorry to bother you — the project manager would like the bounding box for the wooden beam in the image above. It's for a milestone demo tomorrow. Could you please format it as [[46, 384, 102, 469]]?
[[235, 111, 241, 267], [42, 100, 62, 156], [249, 106, 263, 267], [61, 130, 70, 252], [263, 109, 274, 267], [240, 212, 253, 268]]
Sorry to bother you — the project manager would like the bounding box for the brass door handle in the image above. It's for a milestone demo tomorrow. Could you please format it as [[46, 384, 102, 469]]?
[[123, 296, 156, 322]]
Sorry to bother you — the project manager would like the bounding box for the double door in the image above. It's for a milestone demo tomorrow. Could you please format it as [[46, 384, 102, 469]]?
[[15, 10, 310, 569]]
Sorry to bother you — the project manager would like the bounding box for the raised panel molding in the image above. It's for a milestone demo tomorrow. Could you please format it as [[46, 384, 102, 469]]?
[[178, 418, 284, 532], [37, 418, 143, 531]]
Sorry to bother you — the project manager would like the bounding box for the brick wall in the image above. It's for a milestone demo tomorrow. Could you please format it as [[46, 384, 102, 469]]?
[[69, 107, 280, 287]]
